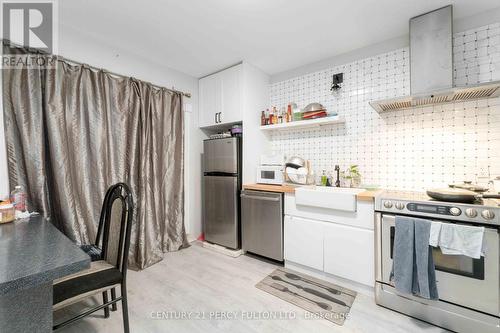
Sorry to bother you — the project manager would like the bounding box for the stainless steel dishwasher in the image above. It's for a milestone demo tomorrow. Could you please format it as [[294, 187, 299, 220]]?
[[240, 189, 283, 261]]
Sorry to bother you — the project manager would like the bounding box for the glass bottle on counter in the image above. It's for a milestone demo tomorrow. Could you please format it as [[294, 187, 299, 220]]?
[[321, 170, 328, 186], [261, 110, 266, 126], [11, 185, 26, 212]]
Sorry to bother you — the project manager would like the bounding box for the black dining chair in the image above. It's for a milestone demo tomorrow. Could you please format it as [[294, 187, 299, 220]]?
[[53, 183, 134, 332], [79, 185, 114, 261], [80, 184, 121, 314]]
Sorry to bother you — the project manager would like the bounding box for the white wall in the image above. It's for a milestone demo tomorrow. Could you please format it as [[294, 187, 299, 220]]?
[[241, 62, 271, 184], [269, 22, 500, 190], [0, 25, 204, 239], [271, 6, 500, 83]]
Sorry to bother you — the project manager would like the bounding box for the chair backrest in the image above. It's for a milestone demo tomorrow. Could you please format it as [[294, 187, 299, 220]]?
[[99, 183, 134, 273], [94, 184, 119, 248]]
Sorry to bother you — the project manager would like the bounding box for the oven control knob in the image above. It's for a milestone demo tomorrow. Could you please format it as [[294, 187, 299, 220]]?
[[395, 202, 405, 210], [383, 201, 393, 209], [449, 207, 462, 216], [465, 208, 478, 218], [481, 210, 495, 220]]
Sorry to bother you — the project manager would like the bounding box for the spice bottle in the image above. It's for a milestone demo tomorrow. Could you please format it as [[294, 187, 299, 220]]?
[[287, 104, 292, 122], [272, 106, 278, 124]]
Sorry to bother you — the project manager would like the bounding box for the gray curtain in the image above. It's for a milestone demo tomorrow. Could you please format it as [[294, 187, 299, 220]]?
[[2, 45, 188, 269]]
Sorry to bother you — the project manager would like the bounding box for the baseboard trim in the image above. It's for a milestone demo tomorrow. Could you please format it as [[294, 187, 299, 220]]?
[[201, 241, 243, 258]]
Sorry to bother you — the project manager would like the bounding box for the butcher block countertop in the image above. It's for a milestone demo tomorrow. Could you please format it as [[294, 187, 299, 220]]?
[[242, 184, 381, 201], [242, 183, 297, 193], [356, 189, 383, 201]]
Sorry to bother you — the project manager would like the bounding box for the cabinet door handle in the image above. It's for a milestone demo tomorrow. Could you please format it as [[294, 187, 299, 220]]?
[[215, 113, 218, 124], [217, 112, 221, 123]]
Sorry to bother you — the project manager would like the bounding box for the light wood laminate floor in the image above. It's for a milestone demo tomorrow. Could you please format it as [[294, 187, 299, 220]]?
[[55, 242, 448, 333]]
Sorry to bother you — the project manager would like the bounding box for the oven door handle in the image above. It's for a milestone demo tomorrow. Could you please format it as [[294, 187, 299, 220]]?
[[381, 213, 500, 232]]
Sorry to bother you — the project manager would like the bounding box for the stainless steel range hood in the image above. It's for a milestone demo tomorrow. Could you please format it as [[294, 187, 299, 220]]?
[[370, 6, 500, 113]]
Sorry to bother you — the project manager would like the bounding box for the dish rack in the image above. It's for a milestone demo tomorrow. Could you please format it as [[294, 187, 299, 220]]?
[[284, 169, 315, 185]]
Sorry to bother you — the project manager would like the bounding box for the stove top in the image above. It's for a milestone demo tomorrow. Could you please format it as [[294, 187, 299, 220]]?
[[378, 190, 500, 207], [375, 190, 500, 225]]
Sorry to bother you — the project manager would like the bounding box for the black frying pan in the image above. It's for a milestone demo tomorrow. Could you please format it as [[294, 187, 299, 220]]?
[[427, 188, 500, 203]]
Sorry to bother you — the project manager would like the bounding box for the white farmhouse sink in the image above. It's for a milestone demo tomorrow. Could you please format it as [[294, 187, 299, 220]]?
[[295, 186, 365, 212]]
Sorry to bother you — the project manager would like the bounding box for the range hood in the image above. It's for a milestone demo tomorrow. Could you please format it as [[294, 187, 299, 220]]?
[[370, 6, 500, 113]]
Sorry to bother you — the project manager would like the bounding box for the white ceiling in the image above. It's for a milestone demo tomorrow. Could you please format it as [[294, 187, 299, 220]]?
[[60, 0, 500, 78]]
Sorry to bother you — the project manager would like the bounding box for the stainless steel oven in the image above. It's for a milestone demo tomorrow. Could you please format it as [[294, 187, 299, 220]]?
[[374, 190, 500, 333], [380, 214, 499, 315]]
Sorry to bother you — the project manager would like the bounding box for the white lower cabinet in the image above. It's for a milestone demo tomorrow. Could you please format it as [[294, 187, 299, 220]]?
[[284, 215, 324, 271], [284, 192, 375, 288], [323, 223, 374, 287]]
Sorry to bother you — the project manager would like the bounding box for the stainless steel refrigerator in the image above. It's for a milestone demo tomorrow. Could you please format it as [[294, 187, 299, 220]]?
[[203, 137, 241, 249]]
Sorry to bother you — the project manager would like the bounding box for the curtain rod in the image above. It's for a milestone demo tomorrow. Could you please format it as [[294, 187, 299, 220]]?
[[57, 55, 192, 98], [2, 39, 192, 98]]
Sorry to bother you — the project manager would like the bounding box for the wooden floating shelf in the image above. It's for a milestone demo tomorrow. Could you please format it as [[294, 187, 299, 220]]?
[[260, 116, 345, 131]]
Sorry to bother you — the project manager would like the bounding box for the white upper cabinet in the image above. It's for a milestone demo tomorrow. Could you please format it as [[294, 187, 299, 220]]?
[[199, 74, 220, 127], [219, 65, 242, 124], [199, 64, 242, 128]]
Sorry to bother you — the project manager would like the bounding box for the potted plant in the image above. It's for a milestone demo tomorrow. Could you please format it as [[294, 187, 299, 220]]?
[[341, 165, 361, 188]]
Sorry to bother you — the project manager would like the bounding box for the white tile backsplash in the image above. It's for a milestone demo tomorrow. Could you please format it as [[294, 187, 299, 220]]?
[[269, 23, 500, 191]]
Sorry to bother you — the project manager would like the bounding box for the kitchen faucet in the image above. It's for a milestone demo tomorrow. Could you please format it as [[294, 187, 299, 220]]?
[[334, 165, 340, 187]]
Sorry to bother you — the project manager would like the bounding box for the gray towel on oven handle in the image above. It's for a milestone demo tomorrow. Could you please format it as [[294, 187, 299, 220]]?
[[391, 216, 439, 300], [390, 216, 414, 295], [429, 221, 442, 247], [414, 218, 438, 299]]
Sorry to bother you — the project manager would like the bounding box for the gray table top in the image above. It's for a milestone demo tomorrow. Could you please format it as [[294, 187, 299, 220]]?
[[0, 215, 90, 295]]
